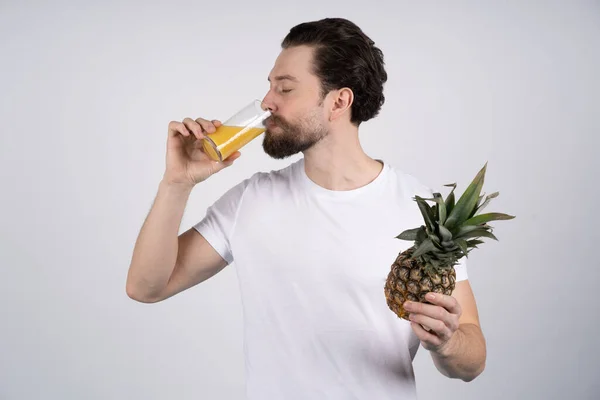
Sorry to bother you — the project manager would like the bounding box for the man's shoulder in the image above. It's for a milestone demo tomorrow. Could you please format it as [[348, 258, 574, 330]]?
[[251, 159, 300, 184], [207, 159, 300, 213], [384, 161, 434, 198], [231, 158, 302, 193]]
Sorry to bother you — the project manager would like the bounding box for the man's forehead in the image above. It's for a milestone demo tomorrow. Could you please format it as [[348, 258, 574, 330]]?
[[268, 46, 315, 82]]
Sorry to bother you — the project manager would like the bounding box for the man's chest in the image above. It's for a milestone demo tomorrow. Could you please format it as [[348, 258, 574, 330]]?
[[231, 195, 421, 288]]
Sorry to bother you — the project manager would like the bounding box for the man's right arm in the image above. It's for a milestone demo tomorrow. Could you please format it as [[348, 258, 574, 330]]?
[[126, 115, 242, 303], [125, 180, 227, 303]]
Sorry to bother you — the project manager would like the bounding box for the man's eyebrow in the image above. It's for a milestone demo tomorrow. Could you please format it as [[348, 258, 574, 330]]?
[[267, 75, 299, 82]]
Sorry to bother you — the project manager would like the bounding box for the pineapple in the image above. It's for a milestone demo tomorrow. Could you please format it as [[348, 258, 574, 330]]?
[[384, 163, 515, 320]]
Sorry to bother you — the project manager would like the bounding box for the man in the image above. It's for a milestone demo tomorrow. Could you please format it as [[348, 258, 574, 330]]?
[[126, 17, 486, 399]]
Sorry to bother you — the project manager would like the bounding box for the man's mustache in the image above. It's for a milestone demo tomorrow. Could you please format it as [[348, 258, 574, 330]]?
[[263, 115, 286, 127]]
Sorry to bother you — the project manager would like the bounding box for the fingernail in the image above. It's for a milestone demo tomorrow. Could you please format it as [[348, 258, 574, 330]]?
[[426, 293, 435, 301], [404, 301, 411, 309]]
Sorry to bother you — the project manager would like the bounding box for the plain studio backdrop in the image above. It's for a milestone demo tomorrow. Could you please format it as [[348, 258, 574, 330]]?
[[1, 1, 599, 399]]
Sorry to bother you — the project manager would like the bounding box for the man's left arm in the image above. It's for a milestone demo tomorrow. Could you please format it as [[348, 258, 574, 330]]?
[[403, 280, 486, 382]]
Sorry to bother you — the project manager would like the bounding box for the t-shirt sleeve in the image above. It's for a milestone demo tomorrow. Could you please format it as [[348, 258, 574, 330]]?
[[454, 256, 468, 282], [193, 178, 251, 265]]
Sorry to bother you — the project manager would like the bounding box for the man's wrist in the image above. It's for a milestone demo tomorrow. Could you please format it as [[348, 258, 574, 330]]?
[[433, 325, 465, 358], [159, 178, 195, 194]]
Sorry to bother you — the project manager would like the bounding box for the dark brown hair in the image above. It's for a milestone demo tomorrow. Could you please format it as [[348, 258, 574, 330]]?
[[281, 18, 387, 126]]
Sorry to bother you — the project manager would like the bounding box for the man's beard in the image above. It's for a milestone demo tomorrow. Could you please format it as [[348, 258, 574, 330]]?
[[262, 114, 327, 159]]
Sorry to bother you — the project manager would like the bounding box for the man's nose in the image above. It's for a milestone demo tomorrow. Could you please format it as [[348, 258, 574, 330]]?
[[261, 92, 277, 113]]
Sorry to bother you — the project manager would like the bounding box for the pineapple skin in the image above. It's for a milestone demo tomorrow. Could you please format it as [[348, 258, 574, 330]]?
[[384, 247, 456, 320]]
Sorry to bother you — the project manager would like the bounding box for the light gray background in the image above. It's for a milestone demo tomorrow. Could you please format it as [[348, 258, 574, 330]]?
[[1, 1, 599, 399]]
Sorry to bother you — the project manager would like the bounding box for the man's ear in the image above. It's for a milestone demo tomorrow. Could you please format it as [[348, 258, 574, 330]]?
[[329, 87, 354, 121]]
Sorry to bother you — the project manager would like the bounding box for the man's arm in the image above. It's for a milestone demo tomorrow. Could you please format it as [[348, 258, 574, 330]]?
[[126, 180, 228, 303], [404, 280, 486, 382]]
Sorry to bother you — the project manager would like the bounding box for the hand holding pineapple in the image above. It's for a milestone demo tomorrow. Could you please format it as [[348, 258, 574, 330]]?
[[384, 163, 515, 320], [404, 292, 462, 354]]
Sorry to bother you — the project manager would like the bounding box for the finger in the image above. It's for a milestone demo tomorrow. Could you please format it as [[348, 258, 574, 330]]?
[[183, 117, 205, 140], [168, 121, 192, 138], [409, 313, 452, 342], [220, 151, 241, 167], [195, 117, 217, 134], [404, 300, 451, 325], [423, 293, 462, 316], [410, 321, 443, 348], [211, 119, 223, 128]]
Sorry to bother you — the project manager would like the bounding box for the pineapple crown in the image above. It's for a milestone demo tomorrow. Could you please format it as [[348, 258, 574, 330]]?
[[396, 162, 515, 275]]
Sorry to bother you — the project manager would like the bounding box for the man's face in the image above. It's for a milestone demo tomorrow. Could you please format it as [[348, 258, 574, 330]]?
[[261, 45, 329, 159]]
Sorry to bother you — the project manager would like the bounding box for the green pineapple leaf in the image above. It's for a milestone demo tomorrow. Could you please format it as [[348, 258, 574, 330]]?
[[441, 241, 458, 251], [445, 163, 487, 230], [457, 229, 499, 241], [432, 192, 446, 225], [466, 239, 485, 247], [396, 226, 423, 241], [455, 238, 469, 258], [411, 238, 437, 259], [453, 224, 482, 238], [438, 224, 453, 242], [473, 192, 499, 217], [428, 233, 441, 245], [463, 212, 516, 226], [470, 194, 485, 219], [477, 192, 486, 207], [416, 227, 428, 244], [415, 196, 436, 233], [444, 183, 457, 216]]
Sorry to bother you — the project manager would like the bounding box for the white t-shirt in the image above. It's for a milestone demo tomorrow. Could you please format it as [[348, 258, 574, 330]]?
[[194, 157, 467, 400]]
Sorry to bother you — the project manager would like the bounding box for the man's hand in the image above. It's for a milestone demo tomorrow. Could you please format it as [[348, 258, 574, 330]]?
[[163, 118, 241, 188], [404, 292, 462, 355]]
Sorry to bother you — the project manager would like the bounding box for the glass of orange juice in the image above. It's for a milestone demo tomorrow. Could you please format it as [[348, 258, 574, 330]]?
[[202, 100, 271, 162]]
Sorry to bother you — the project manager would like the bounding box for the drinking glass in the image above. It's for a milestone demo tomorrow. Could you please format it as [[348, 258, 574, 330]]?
[[202, 100, 271, 162]]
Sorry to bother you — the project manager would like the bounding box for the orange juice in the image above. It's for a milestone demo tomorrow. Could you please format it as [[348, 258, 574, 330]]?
[[202, 125, 266, 161]]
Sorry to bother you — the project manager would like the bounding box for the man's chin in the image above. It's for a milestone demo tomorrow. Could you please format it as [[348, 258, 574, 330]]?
[[262, 137, 300, 159], [262, 146, 298, 160], [265, 126, 282, 136]]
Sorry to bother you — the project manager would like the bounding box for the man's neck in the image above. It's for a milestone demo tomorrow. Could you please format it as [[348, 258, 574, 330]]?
[[302, 127, 383, 191]]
